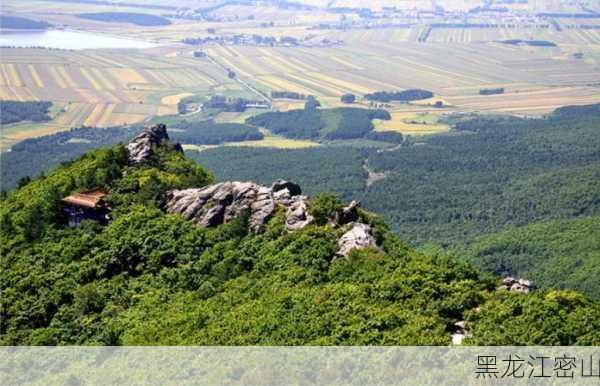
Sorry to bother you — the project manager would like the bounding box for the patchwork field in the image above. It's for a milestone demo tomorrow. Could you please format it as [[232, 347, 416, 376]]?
[[2, 0, 600, 149], [0, 47, 229, 147], [203, 40, 600, 115]]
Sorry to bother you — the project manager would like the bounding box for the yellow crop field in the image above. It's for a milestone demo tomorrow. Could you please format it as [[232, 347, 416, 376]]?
[[109, 68, 148, 86], [181, 137, 319, 151], [161, 92, 194, 105], [374, 111, 450, 136], [305, 72, 373, 94], [226, 134, 320, 149], [28, 65, 44, 88], [2, 64, 22, 87], [256, 75, 316, 95], [84, 104, 108, 126], [79, 68, 103, 90], [272, 100, 306, 111]]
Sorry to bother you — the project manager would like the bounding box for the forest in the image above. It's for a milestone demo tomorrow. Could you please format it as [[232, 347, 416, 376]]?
[[246, 107, 391, 140], [0, 101, 52, 124], [171, 120, 263, 145], [77, 12, 171, 26], [196, 104, 600, 298], [1, 125, 140, 190], [456, 216, 600, 300], [2, 104, 599, 300], [1, 134, 598, 345], [364, 89, 434, 103]]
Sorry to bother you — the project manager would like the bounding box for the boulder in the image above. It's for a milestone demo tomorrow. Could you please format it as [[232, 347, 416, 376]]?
[[337, 222, 377, 257], [126, 124, 182, 164], [500, 277, 536, 293], [285, 196, 314, 231]]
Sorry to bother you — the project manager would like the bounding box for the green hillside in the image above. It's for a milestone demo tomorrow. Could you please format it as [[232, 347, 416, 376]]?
[[1, 128, 598, 345], [456, 216, 600, 299]]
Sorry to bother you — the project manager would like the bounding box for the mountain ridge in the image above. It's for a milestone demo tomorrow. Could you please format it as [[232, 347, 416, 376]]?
[[1, 124, 598, 345]]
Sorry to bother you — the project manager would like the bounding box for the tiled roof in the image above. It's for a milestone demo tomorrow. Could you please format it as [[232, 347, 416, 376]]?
[[62, 189, 107, 209]]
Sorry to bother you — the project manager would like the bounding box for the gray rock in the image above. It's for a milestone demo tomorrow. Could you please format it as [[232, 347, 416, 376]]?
[[126, 124, 182, 164], [337, 222, 377, 257], [166, 180, 311, 233], [166, 180, 380, 256], [285, 196, 314, 231], [500, 277, 536, 293]]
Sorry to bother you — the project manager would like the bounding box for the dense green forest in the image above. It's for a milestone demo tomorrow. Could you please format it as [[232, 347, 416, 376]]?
[[1, 125, 139, 190], [362, 105, 600, 245], [77, 12, 171, 26], [195, 104, 600, 298], [2, 104, 599, 300], [189, 146, 368, 198], [0, 16, 52, 30], [172, 120, 263, 145], [1, 134, 598, 345], [246, 107, 391, 140], [364, 89, 434, 103], [456, 216, 600, 300], [0, 101, 52, 124]]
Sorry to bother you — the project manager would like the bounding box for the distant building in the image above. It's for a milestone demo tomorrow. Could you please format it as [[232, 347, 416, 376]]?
[[62, 189, 109, 227]]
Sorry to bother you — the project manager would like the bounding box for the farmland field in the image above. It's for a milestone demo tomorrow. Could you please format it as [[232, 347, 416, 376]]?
[[373, 110, 450, 136], [1, 0, 600, 149]]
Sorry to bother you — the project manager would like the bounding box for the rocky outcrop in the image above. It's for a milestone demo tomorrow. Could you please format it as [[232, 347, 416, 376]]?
[[499, 277, 536, 293], [337, 222, 377, 257], [166, 180, 378, 255], [131, 124, 380, 257], [285, 197, 314, 231], [126, 124, 182, 164], [166, 180, 311, 233]]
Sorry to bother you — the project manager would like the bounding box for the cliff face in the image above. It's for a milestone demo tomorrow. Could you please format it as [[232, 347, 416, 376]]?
[[126, 123, 183, 164]]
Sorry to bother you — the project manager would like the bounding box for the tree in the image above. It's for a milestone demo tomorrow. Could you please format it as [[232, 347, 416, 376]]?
[[341, 94, 356, 104], [304, 96, 321, 110]]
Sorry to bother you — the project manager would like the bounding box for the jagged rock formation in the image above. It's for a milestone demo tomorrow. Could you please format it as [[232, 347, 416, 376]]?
[[500, 277, 536, 293], [337, 222, 377, 257], [166, 180, 311, 233], [126, 124, 182, 164], [127, 124, 379, 256]]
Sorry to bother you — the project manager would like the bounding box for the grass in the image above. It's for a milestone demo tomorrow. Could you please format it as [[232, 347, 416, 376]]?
[[373, 111, 450, 136], [226, 134, 320, 149]]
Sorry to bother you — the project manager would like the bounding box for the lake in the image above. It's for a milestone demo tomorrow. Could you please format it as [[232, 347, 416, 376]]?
[[0, 29, 160, 50]]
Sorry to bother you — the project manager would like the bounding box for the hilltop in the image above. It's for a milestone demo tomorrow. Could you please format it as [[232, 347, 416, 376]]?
[[1, 124, 598, 345]]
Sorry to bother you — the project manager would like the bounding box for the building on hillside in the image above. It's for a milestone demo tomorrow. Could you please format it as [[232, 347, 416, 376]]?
[[62, 189, 109, 227]]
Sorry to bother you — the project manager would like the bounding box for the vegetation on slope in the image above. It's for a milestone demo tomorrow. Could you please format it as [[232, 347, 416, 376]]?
[[457, 216, 600, 299], [2, 104, 599, 301], [1, 137, 598, 345], [1, 125, 140, 190], [0, 101, 52, 124]]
